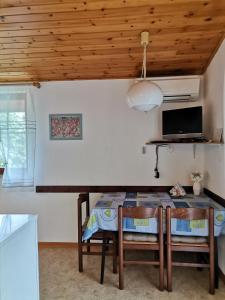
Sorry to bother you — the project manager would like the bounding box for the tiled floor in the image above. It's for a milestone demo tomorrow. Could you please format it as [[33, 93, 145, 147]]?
[[39, 247, 225, 300]]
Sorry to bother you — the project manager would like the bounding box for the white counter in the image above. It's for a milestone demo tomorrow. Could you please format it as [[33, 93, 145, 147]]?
[[0, 215, 39, 300]]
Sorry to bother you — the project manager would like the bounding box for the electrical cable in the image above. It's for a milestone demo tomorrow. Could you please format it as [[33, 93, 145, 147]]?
[[154, 144, 168, 179], [154, 145, 160, 178]]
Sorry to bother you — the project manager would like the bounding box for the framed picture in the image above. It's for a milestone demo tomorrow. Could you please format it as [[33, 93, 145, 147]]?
[[49, 114, 82, 140]]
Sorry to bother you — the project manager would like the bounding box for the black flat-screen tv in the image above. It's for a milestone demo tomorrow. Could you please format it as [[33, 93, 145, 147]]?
[[162, 106, 203, 139]]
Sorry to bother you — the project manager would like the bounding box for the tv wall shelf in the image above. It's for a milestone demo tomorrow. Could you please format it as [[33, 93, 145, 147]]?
[[145, 141, 223, 159], [146, 141, 223, 145]]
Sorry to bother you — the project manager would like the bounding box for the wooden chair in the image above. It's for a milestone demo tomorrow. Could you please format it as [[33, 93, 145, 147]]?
[[77, 193, 117, 278], [166, 207, 215, 294], [118, 206, 164, 291]]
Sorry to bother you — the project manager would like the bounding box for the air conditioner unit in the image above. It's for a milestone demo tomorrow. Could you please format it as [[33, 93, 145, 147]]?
[[151, 76, 201, 102]]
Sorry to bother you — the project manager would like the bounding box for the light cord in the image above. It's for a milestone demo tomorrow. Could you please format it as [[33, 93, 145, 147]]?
[[141, 43, 147, 79]]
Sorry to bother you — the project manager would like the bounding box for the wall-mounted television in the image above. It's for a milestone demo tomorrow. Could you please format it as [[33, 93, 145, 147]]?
[[162, 106, 203, 139]]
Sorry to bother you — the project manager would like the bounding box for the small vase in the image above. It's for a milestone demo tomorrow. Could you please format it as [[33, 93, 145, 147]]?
[[193, 182, 201, 196]]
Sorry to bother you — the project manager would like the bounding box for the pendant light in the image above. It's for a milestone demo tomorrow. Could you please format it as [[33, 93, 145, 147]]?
[[127, 32, 163, 112]]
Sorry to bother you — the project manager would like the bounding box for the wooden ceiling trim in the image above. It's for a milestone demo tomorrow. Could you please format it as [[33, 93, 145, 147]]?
[[0, 68, 203, 83], [0, 30, 142, 44], [1, 14, 225, 34], [0, 67, 203, 81], [0, 48, 216, 57], [6, 62, 204, 71], [0, 60, 206, 69], [0, 63, 210, 75], [1, 0, 83, 7], [0, 65, 208, 75], [1, 37, 214, 50], [0, 59, 214, 69], [0, 64, 205, 77], [0, 52, 211, 63], [0, 57, 210, 68], [0, 56, 210, 70], [0, 1, 185, 15], [0, 39, 217, 55], [0, 0, 218, 8], [0, 29, 223, 45], [0, 50, 213, 64], [1, 23, 225, 39], [1, 0, 220, 15], [1, 4, 225, 24], [0, 59, 214, 70], [0, 37, 220, 53]]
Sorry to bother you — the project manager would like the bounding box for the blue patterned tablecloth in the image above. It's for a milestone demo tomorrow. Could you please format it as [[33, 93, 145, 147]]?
[[83, 192, 225, 241]]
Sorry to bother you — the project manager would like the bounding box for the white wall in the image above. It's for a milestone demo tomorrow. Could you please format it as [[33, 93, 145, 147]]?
[[204, 39, 225, 273], [0, 79, 204, 242], [35, 79, 204, 186]]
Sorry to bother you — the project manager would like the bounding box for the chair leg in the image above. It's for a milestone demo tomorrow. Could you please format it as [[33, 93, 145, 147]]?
[[112, 234, 117, 274], [100, 238, 108, 284], [78, 242, 83, 272], [214, 238, 219, 289], [119, 245, 124, 289], [159, 250, 164, 291], [167, 244, 172, 292], [209, 245, 215, 294]]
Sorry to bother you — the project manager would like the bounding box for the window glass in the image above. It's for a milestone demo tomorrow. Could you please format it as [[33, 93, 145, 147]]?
[[0, 111, 26, 168]]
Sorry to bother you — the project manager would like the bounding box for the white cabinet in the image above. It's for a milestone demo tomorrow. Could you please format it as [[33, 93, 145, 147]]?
[[0, 215, 39, 300]]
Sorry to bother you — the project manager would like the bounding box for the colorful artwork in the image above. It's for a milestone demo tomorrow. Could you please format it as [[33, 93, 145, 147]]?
[[49, 114, 82, 140]]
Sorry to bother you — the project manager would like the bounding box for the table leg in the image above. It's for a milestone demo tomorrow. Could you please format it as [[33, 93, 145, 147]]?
[[100, 238, 109, 284], [215, 237, 219, 289], [112, 233, 117, 274]]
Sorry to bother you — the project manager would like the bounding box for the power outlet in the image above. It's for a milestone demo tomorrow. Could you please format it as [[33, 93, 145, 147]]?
[[142, 146, 146, 154]]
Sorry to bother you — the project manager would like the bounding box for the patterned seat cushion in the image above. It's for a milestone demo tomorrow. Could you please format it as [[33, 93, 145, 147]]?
[[123, 232, 158, 242], [171, 235, 208, 244]]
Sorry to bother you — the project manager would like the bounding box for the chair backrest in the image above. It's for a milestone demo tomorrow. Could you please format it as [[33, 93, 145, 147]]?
[[166, 206, 214, 240], [77, 193, 90, 243], [118, 206, 163, 242], [120, 206, 160, 219], [169, 207, 210, 220]]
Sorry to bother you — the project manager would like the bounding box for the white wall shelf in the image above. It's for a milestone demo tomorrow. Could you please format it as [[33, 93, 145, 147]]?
[[145, 141, 223, 159], [146, 141, 223, 146]]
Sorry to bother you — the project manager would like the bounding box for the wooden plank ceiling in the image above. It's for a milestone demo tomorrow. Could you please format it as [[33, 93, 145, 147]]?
[[0, 0, 225, 82]]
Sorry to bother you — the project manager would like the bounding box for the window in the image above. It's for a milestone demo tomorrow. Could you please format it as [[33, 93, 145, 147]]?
[[0, 111, 26, 168], [0, 87, 36, 187]]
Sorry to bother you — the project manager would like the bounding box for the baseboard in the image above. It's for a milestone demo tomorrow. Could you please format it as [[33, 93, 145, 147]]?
[[38, 242, 77, 249], [38, 242, 104, 252], [219, 268, 225, 285], [204, 188, 225, 208]]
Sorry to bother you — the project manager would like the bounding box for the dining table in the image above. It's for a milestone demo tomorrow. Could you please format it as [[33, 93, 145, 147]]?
[[83, 192, 225, 241]]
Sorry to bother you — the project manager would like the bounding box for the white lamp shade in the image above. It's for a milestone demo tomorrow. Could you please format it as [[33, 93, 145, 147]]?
[[127, 80, 163, 112]]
